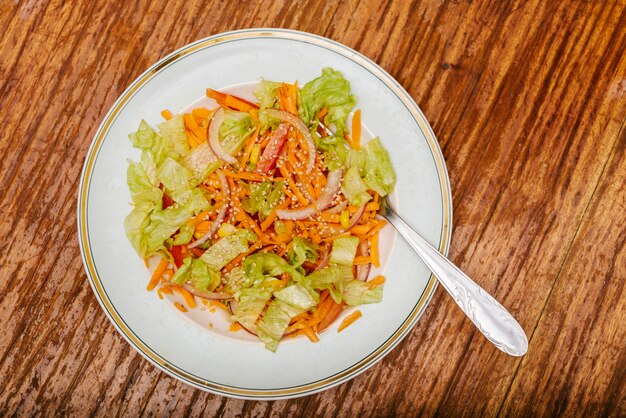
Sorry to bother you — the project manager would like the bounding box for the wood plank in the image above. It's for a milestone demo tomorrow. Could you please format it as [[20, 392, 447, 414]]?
[[0, 0, 624, 416]]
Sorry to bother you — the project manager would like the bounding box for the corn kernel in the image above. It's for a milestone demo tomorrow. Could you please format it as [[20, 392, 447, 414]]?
[[340, 210, 350, 229], [250, 144, 261, 164], [217, 223, 237, 238]]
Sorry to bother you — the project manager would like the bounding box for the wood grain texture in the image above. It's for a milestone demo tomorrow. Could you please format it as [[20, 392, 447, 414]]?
[[0, 0, 625, 416]]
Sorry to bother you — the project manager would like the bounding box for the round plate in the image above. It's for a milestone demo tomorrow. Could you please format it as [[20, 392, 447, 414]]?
[[77, 28, 452, 400]]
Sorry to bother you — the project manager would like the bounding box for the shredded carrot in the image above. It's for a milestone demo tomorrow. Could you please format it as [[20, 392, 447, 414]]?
[[191, 107, 212, 123], [316, 108, 328, 123], [229, 322, 243, 332], [174, 302, 188, 313], [361, 220, 387, 241], [223, 241, 263, 272], [224, 169, 271, 182], [319, 212, 341, 223], [161, 109, 173, 120], [350, 224, 372, 236], [161, 269, 174, 281], [157, 289, 164, 299], [338, 310, 362, 332], [159, 286, 173, 295], [189, 210, 211, 227], [277, 83, 298, 114], [351, 109, 361, 149], [322, 232, 352, 242], [368, 275, 386, 289], [309, 227, 322, 245], [184, 113, 207, 142], [278, 164, 309, 205], [365, 201, 379, 212], [353, 256, 371, 265], [260, 200, 290, 231], [206, 88, 257, 111], [239, 125, 260, 169], [143, 259, 149, 268], [211, 300, 229, 312], [370, 232, 380, 268], [147, 259, 168, 291], [302, 327, 320, 342], [173, 286, 197, 309]]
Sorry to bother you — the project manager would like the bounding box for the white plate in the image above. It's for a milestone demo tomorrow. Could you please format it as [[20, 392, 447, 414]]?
[[77, 29, 452, 400]]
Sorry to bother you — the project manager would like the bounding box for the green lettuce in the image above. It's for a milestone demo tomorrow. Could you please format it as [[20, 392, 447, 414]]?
[[157, 114, 189, 157], [363, 137, 396, 196], [181, 142, 219, 184], [171, 223, 195, 246], [288, 237, 318, 268], [242, 181, 285, 221], [124, 205, 152, 258], [342, 279, 383, 305], [127, 160, 163, 208], [257, 283, 318, 351], [254, 80, 282, 108], [170, 257, 221, 292], [128, 120, 157, 149], [243, 253, 304, 285], [231, 287, 273, 330], [219, 110, 255, 154], [157, 157, 194, 204], [329, 237, 359, 266], [199, 229, 257, 271], [299, 68, 357, 135], [341, 166, 372, 206], [305, 265, 353, 304], [141, 189, 210, 257]]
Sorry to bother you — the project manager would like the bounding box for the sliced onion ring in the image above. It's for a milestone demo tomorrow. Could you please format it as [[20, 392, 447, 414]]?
[[208, 107, 237, 164], [263, 108, 316, 174], [187, 169, 230, 249], [347, 204, 366, 230], [276, 169, 343, 220], [326, 200, 348, 214], [182, 284, 231, 300], [355, 240, 371, 281]]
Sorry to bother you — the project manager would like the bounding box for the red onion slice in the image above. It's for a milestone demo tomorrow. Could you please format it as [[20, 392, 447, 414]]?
[[276, 169, 343, 220], [187, 169, 230, 249], [326, 200, 348, 214], [263, 108, 316, 174], [355, 240, 371, 281], [347, 204, 366, 230], [182, 284, 231, 300], [208, 107, 237, 164]]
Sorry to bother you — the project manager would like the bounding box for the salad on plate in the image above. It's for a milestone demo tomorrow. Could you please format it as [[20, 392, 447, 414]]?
[[124, 68, 396, 351]]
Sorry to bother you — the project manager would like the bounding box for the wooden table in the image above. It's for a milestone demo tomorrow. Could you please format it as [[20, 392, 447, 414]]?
[[1, 0, 625, 416]]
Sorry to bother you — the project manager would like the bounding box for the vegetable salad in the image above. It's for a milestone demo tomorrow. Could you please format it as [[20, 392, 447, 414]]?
[[125, 68, 396, 351]]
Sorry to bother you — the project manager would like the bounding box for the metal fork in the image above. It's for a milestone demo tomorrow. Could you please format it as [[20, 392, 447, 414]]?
[[379, 197, 528, 356]]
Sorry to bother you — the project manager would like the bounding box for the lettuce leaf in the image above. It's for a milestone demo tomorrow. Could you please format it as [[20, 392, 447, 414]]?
[[288, 237, 318, 268], [171, 222, 195, 246], [219, 110, 255, 155], [157, 114, 189, 157], [242, 181, 285, 221], [341, 166, 372, 206], [127, 160, 163, 208], [254, 80, 282, 108], [170, 257, 220, 292], [363, 137, 396, 196], [243, 253, 304, 285], [329, 237, 359, 266], [181, 142, 219, 184], [128, 120, 157, 149], [299, 68, 357, 135], [231, 287, 273, 330], [124, 205, 152, 258], [157, 157, 194, 204], [142, 189, 210, 256], [257, 283, 318, 351], [199, 229, 257, 271], [304, 265, 353, 304], [342, 280, 383, 305]]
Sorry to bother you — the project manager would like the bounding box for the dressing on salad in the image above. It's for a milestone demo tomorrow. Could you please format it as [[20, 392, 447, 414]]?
[[125, 68, 396, 351]]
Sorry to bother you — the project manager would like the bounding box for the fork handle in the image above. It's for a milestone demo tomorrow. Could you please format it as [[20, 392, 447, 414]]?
[[383, 207, 528, 356]]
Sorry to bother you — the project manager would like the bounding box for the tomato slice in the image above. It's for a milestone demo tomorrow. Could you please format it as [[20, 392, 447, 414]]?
[[255, 123, 290, 174], [171, 245, 184, 268]]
